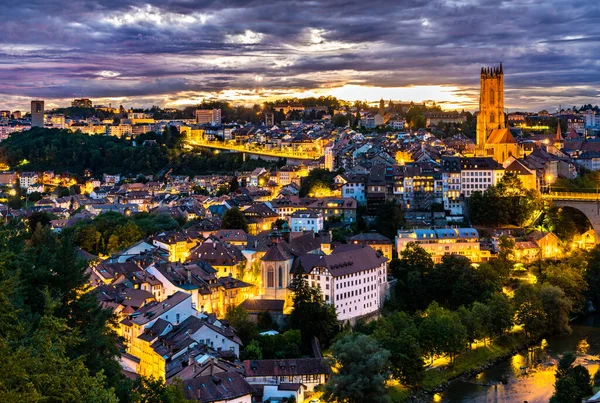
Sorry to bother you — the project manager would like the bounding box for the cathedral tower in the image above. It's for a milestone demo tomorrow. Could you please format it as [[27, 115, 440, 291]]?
[[476, 64, 505, 149]]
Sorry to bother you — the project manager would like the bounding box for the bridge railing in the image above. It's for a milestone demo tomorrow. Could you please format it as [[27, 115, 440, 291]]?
[[546, 192, 600, 201], [186, 139, 320, 160]]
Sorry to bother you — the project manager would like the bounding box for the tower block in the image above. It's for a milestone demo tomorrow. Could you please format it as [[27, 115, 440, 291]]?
[[476, 64, 505, 149], [476, 63, 521, 163]]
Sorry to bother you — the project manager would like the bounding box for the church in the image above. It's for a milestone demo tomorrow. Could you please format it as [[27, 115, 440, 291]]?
[[476, 64, 522, 163]]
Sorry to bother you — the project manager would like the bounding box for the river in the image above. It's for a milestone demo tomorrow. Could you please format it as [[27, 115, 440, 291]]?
[[436, 315, 600, 402]]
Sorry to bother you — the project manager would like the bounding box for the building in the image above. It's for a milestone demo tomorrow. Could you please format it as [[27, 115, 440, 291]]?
[[50, 114, 65, 129], [196, 109, 222, 125], [153, 231, 199, 262], [182, 372, 253, 403], [289, 210, 323, 233], [19, 172, 39, 188], [475, 65, 521, 163], [575, 151, 600, 171], [335, 173, 367, 205], [31, 100, 44, 127], [106, 124, 133, 138], [243, 358, 330, 400], [441, 157, 505, 216], [348, 232, 393, 261], [72, 98, 93, 108], [298, 245, 388, 322], [396, 228, 481, 263]]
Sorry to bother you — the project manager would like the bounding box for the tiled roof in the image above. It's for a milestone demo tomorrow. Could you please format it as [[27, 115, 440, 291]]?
[[182, 372, 254, 402], [243, 358, 330, 377]]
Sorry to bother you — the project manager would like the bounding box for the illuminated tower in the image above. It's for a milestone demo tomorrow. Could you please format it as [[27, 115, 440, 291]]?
[[476, 64, 505, 149]]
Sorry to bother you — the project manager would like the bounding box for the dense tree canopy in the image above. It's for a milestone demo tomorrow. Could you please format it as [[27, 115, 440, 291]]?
[[469, 172, 540, 227]]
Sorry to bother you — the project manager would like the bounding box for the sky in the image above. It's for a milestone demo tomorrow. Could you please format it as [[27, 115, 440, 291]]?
[[1, 0, 599, 112]]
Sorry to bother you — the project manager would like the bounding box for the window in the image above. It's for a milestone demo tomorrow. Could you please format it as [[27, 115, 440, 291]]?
[[267, 267, 274, 288], [278, 266, 283, 288]]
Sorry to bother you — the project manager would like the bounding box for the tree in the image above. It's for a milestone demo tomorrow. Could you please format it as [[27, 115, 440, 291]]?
[[130, 376, 190, 403], [539, 284, 573, 336], [221, 207, 248, 232], [324, 334, 390, 403], [585, 246, 600, 310], [332, 113, 349, 127], [242, 340, 263, 360], [373, 312, 424, 386], [225, 306, 258, 346], [487, 292, 514, 336], [513, 284, 548, 339], [550, 352, 592, 403], [471, 302, 492, 346], [289, 266, 338, 349], [375, 200, 404, 240]]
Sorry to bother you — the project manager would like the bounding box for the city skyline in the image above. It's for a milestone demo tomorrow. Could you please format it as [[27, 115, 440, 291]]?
[[1, 1, 599, 112]]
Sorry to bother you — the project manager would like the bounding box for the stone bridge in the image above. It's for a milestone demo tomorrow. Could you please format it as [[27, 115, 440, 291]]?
[[544, 192, 600, 242]]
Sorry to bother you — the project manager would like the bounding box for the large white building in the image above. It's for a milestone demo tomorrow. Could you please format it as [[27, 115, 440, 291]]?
[[289, 209, 324, 233], [585, 110, 600, 129], [299, 245, 388, 323], [396, 228, 481, 263], [441, 157, 505, 216], [334, 173, 367, 204]]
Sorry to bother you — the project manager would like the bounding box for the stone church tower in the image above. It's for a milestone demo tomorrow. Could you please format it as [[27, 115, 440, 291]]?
[[476, 64, 505, 148], [476, 63, 521, 163]]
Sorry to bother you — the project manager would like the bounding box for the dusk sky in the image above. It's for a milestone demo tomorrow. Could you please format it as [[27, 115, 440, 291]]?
[[1, 0, 599, 112]]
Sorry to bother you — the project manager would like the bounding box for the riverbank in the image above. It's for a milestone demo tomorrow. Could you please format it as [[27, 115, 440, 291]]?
[[388, 330, 538, 402]]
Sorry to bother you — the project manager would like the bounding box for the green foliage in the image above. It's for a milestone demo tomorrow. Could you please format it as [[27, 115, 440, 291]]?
[[257, 330, 302, 359], [469, 172, 540, 227], [129, 377, 191, 403], [418, 302, 467, 366], [221, 208, 248, 232], [70, 212, 180, 256], [324, 334, 391, 403], [393, 244, 502, 312], [584, 246, 600, 309], [374, 200, 405, 240], [242, 340, 263, 360], [514, 283, 573, 339], [550, 352, 592, 403], [299, 168, 337, 197], [0, 223, 135, 402], [225, 305, 258, 346], [0, 127, 170, 175], [553, 169, 600, 193], [373, 312, 424, 386], [289, 267, 339, 349]]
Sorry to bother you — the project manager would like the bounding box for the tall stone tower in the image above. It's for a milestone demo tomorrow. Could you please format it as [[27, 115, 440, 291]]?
[[476, 64, 505, 149]]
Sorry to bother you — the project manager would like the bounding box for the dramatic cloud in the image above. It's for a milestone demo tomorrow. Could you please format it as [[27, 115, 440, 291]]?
[[0, 0, 599, 111]]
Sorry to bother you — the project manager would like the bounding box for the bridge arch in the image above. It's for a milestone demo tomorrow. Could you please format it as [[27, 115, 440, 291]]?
[[549, 197, 600, 244]]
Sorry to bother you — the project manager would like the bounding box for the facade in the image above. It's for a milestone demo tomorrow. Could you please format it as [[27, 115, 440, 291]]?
[[475, 65, 521, 163], [31, 100, 44, 127], [396, 228, 481, 263], [348, 232, 393, 261], [441, 157, 505, 216], [243, 358, 330, 396], [289, 209, 324, 232], [106, 124, 133, 137], [196, 109, 222, 125], [19, 172, 39, 188], [299, 245, 388, 322], [335, 173, 367, 205]]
